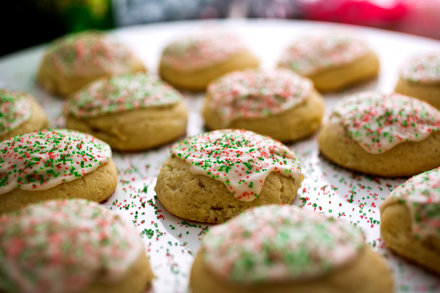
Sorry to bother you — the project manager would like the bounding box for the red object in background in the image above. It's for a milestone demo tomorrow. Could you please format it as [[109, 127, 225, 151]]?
[[398, 0, 440, 39], [301, 0, 408, 27], [300, 0, 440, 39]]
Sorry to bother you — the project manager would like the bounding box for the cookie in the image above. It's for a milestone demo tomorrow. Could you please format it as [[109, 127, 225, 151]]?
[[37, 31, 145, 97], [202, 69, 324, 141], [190, 205, 394, 293], [155, 129, 303, 223], [0, 89, 49, 142], [395, 52, 440, 109], [278, 31, 379, 92], [65, 73, 188, 151], [0, 129, 117, 213], [0, 199, 153, 293], [318, 92, 440, 176], [159, 31, 259, 91], [380, 167, 440, 274]]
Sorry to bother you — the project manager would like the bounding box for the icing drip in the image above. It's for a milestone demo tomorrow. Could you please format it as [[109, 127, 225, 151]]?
[[330, 92, 440, 154], [203, 205, 364, 283], [0, 199, 143, 293], [0, 89, 31, 136], [0, 129, 112, 194], [161, 31, 246, 71], [170, 129, 301, 201], [278, 31, 370, 75], [66, 73, 182, 118], [207, 69, 312, 126]]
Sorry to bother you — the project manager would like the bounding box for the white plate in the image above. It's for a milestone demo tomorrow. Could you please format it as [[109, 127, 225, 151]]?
[[1, 19, 440, 293]]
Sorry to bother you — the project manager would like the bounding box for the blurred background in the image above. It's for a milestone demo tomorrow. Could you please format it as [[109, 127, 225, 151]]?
[[1, 0, 440, 57]]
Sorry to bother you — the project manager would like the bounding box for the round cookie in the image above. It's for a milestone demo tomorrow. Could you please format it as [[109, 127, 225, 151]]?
[[0, 129, 117, 213], [190, 205, 394, 293], [395, 52, 440, 109], [65, 73, 188, 151], [0, 199, 154, 293], [318, 92, 440, 177], [202, 69, 324, 141], [37, 31, 145, 97], [155, 129, 303, 223], [0, 89, 49, 142], [380, 167, 440, 274], [159, 31, 260, 91], [278, 31, 379, 92]]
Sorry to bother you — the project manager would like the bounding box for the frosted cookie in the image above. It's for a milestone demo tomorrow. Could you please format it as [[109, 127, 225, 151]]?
[[318, 92, 440, 176], [159, 31, 259, 91], [0, 129, 117, 213], [381, 167, 440, 274], [65, 73, 188, 151], [395, 52, 440, 109], [0, 199, 153, 293], [0, 89, 49, 142], [155, 129, 303, 223], [202, 69, 324, 141], [37, 31, 145, 97], [278, 31, 379, 92], [190, 205, 394, 293]]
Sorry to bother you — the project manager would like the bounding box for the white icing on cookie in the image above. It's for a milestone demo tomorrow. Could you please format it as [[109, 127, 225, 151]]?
[[208, 69, 312, 126], [0, 129, 111, 194], [400, 53, 440, 84], [203, 205, 364, 283], [170, 129, 302, 202], [161, 31, 247, 71], [381, 167, 440, 239], [66, 73, 182, 118], [0, 90, 31, 137], [330, 92, 440, 154], [279, 31, 370, 75], [0, 199, 143, 293]]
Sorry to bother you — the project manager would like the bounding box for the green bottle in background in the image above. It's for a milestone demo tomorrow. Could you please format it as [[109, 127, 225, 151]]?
[[36, 0, 114, 32]]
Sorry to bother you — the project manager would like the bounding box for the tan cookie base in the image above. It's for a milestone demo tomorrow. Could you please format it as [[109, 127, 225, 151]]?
[[84, 252, 154, 293], [37, 54, 146, 97], [202, 90, 324, 142], [159, 50, 260, 91], [0, 160, 118, 213], [395, 78, 440, 109], [0, 95, 49, 142], [318, 121, 440, 177], [155, 157, 303, 224], [380, 202, 440, 275], [280, 51, 380, 92], [190, 246, 394, 293], [65, 102, 188, 151]]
